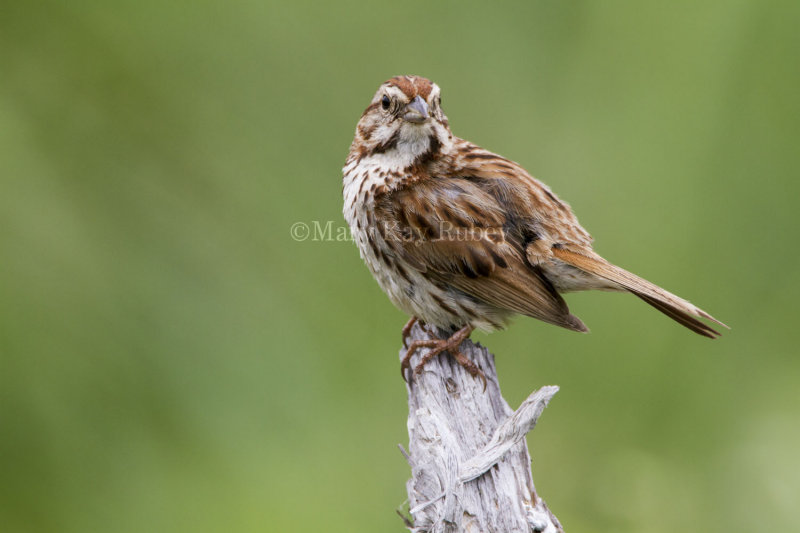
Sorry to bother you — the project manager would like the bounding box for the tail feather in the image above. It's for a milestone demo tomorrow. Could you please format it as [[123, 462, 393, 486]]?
[[633, 293, 720, 338], [551, 247, 728, 337]]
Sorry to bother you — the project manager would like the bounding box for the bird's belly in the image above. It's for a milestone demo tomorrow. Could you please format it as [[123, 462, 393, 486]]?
[[345, 209, 509, 331]]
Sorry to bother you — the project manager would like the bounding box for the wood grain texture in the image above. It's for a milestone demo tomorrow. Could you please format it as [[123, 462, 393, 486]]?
[[399, 322, 563, 533]]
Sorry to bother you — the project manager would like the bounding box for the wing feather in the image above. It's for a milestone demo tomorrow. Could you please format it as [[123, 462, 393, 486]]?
[[375, 178, 587, 332]]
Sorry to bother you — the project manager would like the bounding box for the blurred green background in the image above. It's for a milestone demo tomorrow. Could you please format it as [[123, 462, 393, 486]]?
[[1, 1, 798, 532]]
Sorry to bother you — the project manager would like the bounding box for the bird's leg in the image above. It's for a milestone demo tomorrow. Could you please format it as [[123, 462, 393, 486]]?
[[401, 338, 439, 381], [413, 325, 473, 371], [401, 316, 418, 347], [449, 349, 487, 391], [401, 325, 486, 390], [415, 326, 485, 388]]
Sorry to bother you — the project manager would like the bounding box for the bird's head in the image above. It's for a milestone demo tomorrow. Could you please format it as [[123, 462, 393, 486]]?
[[352, 75, 451, 164]]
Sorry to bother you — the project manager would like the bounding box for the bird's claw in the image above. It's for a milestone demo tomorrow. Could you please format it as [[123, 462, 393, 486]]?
[[400, 325, 485, 390], [401, 317, 418, 348]]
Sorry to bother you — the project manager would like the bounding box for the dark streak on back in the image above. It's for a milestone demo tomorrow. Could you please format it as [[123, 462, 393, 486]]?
[[542, 188, 565, 209]]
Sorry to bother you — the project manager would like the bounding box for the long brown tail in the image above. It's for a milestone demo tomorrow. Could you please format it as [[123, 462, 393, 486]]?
[[551, 247, 728, 338]]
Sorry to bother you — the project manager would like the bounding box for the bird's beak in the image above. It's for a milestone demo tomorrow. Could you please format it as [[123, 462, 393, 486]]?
[[403, 95, 429, 123]]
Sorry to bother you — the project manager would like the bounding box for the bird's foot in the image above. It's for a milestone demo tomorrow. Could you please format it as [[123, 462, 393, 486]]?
[[400, 325, 485, 390], [401, 317, 419, 348]]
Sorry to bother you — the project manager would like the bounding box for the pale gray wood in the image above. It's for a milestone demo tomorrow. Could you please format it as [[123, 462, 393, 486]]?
[[399, 322, 564, 533]]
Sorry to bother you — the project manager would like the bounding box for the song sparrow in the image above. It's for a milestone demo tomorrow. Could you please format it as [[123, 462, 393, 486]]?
[[343, 75, 726, 384]]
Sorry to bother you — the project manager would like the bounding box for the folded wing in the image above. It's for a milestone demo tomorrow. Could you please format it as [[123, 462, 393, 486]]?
[[374, 178, 587, 332]]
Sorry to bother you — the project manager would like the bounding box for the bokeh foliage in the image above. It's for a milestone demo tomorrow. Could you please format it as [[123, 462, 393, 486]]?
[[1, 1, 798, 532]]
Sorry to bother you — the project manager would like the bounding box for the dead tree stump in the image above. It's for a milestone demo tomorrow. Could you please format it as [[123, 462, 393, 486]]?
[[398, 322, 564, 533]]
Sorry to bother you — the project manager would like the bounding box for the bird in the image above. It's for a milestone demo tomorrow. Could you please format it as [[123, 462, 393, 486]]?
[[342, 75, 726, 385]]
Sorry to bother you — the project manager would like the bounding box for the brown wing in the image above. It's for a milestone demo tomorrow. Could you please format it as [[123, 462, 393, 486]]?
[[452, 143, 594, 249], [374, 177, 587, 332], [453, 144, 727, 338]]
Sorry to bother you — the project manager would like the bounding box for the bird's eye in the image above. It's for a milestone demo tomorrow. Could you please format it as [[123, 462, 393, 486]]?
[[381, 95, 391, 110]]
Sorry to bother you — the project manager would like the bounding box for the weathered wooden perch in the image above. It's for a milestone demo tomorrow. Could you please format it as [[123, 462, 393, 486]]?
[[398, 322, 564, 533]]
